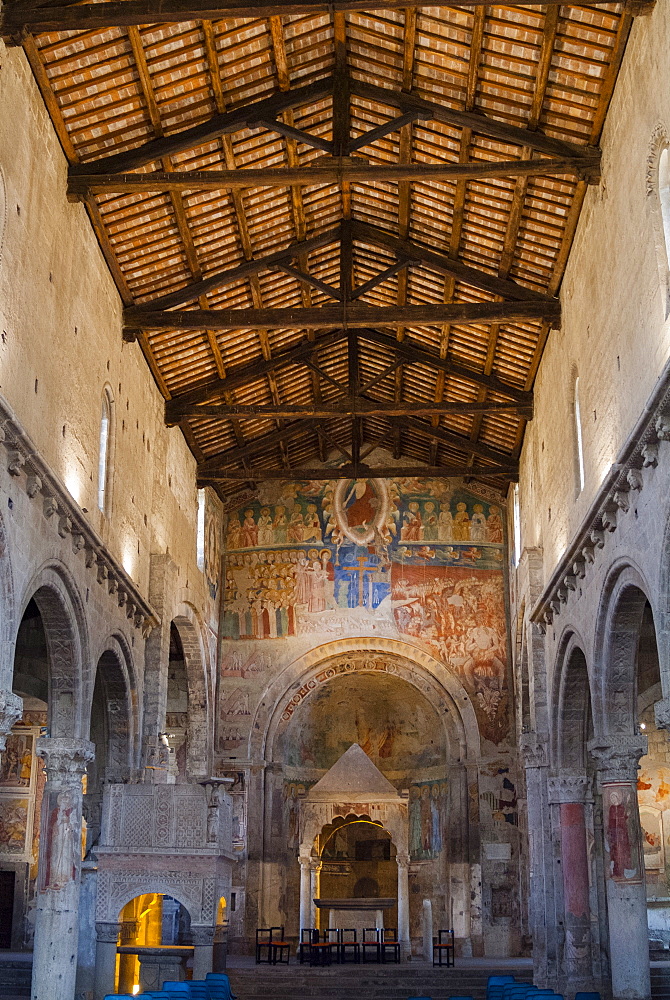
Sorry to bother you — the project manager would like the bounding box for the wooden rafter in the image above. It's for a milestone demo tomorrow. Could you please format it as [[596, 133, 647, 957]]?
[[197, 462, 519, 483]]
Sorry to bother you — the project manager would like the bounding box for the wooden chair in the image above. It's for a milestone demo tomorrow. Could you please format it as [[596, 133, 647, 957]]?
[[433, 927, 455, 967], [269, 925, 290, 965], [309, 930, 334, 966], [255, 927, 273, 964], [298, 928, 316, 964], [339, 928, 360, 964], [324, 928, 340, 962], [380, 926, 400, 963], [362, 927, 380, 963]]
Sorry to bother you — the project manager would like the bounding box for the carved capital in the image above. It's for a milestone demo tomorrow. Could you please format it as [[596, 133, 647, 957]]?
[[36, 737, 95, 783], [96, 921, 122, 944], [0, 691, 24, 750], [547, 773, 591, 804], [396, 852, 410, 868], [191, 925, 216, 946], [588, 735, 647, 783], [519, 732, 549, 769]]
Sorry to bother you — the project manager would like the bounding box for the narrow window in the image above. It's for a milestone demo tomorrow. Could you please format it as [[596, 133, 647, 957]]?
[[196, 488, 206, 571], [98, 392, 112, 512], [574, 375, 585, 495], [512, 483, 521, 567], [660, 148, 670, 270]]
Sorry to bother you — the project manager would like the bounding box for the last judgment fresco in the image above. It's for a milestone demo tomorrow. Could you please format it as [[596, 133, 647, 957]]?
[[220, 476, 509, 744]]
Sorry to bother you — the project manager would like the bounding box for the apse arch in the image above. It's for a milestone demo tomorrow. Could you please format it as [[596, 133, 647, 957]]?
[[593, 559, 656, 736], [250, 636, 481, 765], [16, 561, 88, 738]]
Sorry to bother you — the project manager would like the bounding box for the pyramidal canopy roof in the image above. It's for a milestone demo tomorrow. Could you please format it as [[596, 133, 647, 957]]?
[[308, 743, 400, 801]]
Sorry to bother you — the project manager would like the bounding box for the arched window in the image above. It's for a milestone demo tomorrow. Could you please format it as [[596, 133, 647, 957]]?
[[196, 488, 206, 571], [659, 147, 670, 270], [512, 483, 521, 567], [98, 390, 113, 512], [573, 374, 585, 496]]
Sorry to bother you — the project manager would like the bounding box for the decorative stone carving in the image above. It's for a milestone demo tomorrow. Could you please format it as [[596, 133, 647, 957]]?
[[7, 448, 24, 476], [26, 472, 42, 498], [581, 544, 595, 565], [642, 441, 659, 467], [547, 773, 591, 804], [396, 852, 410, 868], [43, 494, 58, 518], [588, 735, 648, 783], [626, 468, 643, 492], [0, 691, 24, 752], [96, 921, 122, 944], [613, 489, 630, 513], [71, 530, 85, 554], [654, 699, 670, 731], [36, 737, 96, 783], [572, 558, 586, 580], [564, 573, 577, 592], [519, 732, 549, 769], [655, 413, 670, 440], [601, 507, 617, 532], [590, 529, 605, 549], [57, 514, 72, 538], [191, 925, 216, 946]]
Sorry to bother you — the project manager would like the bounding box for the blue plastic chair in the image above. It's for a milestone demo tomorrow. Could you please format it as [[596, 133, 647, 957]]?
[[574, 994, 601, 1000], [188, 986, 208, 999], [162, 986, 190, 995], [205, 974, 237, 1000], [103, 995, 135, 999], [449, 995, 475, 999]]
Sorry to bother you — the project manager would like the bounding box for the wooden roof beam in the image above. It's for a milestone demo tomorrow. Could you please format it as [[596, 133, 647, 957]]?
[[351, 219, 557, 304], [164, 328, 347, 421], [124, 299, 560, 333], [2, 0, 653, 37], [67, 77, 332, 176], [197, 461, 519, 484], [67, 155, 601, 198], [390, 414, 513, 467], [198, 419, 318, 474], [359, 327, 533, 406], [168, 398, 532, 419]]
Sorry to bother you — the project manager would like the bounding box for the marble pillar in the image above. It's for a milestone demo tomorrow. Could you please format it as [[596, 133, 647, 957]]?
[[309, 859, 321, 930], [548, 773, 594, 990], [299, 851, 311, 932], [117, 920, 140, 995], [32, 737, 95, 1000], [397, 852, 410, 960], [520, 733, 555, 988], [94, 921, 121, 1000], [589, 736, 650, 1000], [191, 925, 215, 980]]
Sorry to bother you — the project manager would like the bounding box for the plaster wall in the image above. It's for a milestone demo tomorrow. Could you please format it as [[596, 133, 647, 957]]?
[[516, 3, 670, 590]]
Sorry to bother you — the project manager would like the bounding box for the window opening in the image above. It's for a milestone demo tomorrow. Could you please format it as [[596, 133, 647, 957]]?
[[660, 148, 670, 270], [98, 392, 111, 512], [574, 375, 585, 495], [512, 484, 521, 567], [196, 488, 206, 571]]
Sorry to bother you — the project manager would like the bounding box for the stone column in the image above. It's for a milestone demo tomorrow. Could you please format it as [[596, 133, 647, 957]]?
[[396, 851, 410, 960], [548, 773, 594, 991], [191, 925, 215, 980], [299, 850, 312, 931], [589, 736, 650, 1000], [520, 733, 555, 988], [309, 859, 321, 930], [0, 690, 23, 762], [94, 921, 120, 1000], [32, 737, 95, 1000], [117, 920, 140, 995]]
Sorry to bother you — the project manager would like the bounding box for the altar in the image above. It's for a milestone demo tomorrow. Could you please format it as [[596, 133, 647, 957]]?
[[315, 897, 395, 936]]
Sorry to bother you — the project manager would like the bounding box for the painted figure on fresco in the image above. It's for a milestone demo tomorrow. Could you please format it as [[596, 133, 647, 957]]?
[[345, 480, 379, 530], [470, 504, 487, 542], [423, 502, 438, 541], [401, 502, 422, 541], [0, 798, 29, 854], [303, 504, 323, 543], [437, 503, 453, 542], [487, 505, 503, 543], [0, 733, 33, 786], [42, 789, 78, 890], [242, 510, 258, 548], [257, 508, 273, 546], [606, 787, 637, 881], [288, 511, 304, 543], [226, 515, 242, 550], [640, 808, 663, 869], [273, 506, 288, 543], [453, 502, 470, 541], [408, 782, 444, 860]]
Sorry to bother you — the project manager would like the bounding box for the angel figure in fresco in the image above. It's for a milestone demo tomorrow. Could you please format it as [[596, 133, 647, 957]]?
[[257, 508, 274, 546], [401, 502, 423, 541], [437, 503, 453, 542], [423, 502, 438, 541], [486, 505, 503, 543], [242, 510, 258, 548], [470, 504, 487, 542], [453, 502, 470, 541]]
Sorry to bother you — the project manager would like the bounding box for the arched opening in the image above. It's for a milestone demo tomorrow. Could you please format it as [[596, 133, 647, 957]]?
[[167, 618, 209, 779], [556, 644, 594, 773], [659, 147, 670, 272], [318, 818, 397, 927], [98, 387, 114, 514], [85, 649, 132, 850], [167, 623, 190, 779], [115, 893, 193, 994]]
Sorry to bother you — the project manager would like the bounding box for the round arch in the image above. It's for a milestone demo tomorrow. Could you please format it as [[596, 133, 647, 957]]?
[[89, 635, 138, 780], [551, 628, 594, 771], [16, 561, 88, 739], [593, 560, 656, 736], [249, 636, 481, 765], [170, 612, 210, 777]]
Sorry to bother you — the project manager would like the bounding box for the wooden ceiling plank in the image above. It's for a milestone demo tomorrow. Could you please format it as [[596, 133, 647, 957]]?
[[197, 461, 519, 483], [198, 419, 317, 472], [392, 414, 512, 466], [172, 398, 531, 418]]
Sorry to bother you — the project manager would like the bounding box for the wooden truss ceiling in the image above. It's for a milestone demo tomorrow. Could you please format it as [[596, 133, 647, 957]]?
[[3, 0, 637, 495]]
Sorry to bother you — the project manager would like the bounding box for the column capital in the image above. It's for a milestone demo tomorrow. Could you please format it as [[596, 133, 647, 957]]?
[[519, 732, 549, 769], [0, 691, 23, 750], [547, 773, 591, 804], [396, 852, 410, 868], [36, 737, 95, 782], [588, 734, 647, 782], [299, 848, 312, 865], [191, 924, 216, 946], [309, 857, 322, 873], [96, 921, 121, 944]]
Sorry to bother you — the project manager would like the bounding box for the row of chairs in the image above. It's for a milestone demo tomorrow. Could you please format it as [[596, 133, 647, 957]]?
[[103, 972, 236, 1000], [297, 927, 401, 965], [485, 974, 601, 1000]]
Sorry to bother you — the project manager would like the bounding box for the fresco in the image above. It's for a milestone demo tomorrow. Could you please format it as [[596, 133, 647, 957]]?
[[409, 781, 447, 860], [221, 476, 509, 744], [277, 672, 444, 773]]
